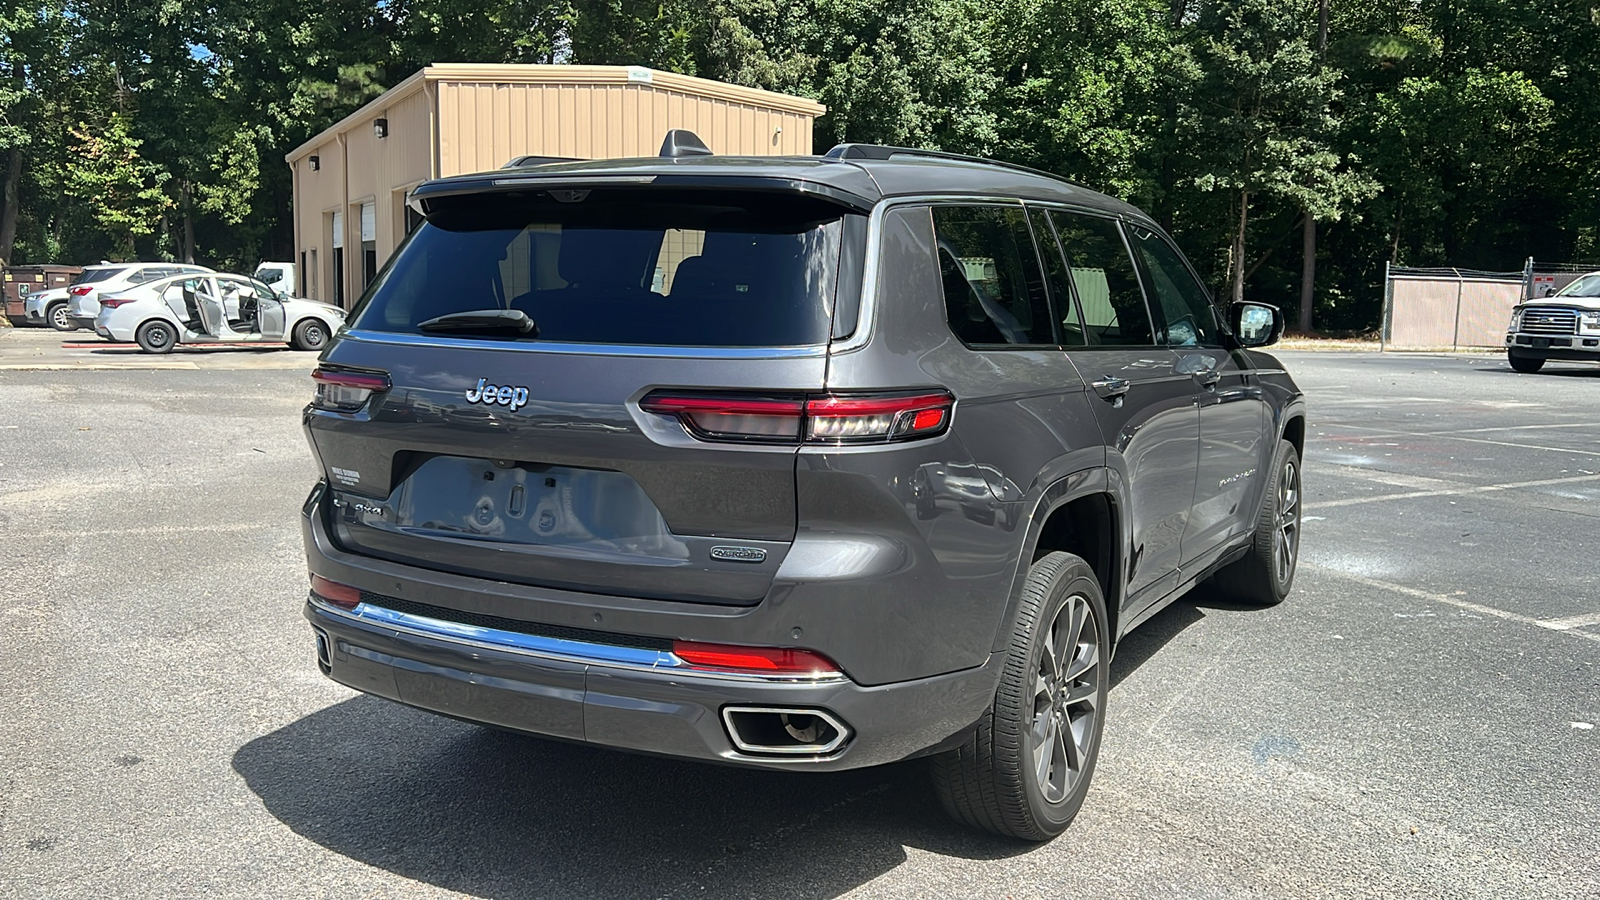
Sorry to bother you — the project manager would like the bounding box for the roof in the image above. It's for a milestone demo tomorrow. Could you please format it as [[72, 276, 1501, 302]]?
[[285, 64, 828, 164], [409, 150, 1147, 221]]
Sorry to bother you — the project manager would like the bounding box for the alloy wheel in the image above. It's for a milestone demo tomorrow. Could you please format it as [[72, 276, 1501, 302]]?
[[1029, 592, 1101, 804], [1274, 458, 1300, 585], [51, 306, 71, 330]]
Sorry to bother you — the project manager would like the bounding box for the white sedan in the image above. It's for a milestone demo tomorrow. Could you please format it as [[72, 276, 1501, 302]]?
[[94, 272, 347, 354]]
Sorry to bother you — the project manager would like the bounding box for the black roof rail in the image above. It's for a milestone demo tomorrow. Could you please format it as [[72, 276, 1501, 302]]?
[[660, 129, 713, 158], [501, 155, 580, 169], [823, 143, 1072, 185]]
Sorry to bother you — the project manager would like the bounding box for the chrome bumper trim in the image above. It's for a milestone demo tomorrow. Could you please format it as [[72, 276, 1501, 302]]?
[[307, 594, 850, 685]]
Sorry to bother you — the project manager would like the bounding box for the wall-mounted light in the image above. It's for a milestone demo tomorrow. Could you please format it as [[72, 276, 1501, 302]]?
[[373, 118, 389, 140], [309, 155, 320, 171]]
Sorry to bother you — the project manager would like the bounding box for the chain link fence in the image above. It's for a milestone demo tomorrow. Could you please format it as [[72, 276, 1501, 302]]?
[[1381, 259, 1600, 351]]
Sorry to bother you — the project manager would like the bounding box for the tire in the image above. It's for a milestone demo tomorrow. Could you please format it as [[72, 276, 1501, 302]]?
[[1213, 439, 1301, 606], [932, 552, 1109, 841], [1507, 351, 1545, 374], [48, 303, 73, 332], [290, 318, 329, 352], [135, 320, 178, 354]]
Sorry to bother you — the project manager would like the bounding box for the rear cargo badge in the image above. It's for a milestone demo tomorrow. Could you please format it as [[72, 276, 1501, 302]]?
[[465, 377, 530, 411], [711, 546, 767, 564]]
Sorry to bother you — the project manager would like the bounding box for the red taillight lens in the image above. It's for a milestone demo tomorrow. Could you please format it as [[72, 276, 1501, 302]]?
[[672, 640, 840, 675], [805, 392, 953, 442], [311, 367, 389, 412], [310, 574, 362, 610], [70, 286, 93, 296], [640, 390, 953, 445], [639, 394, 805, 441], [100, 296, 136, 309]]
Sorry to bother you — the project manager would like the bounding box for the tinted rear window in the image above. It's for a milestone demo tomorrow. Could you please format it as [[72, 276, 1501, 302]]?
[[73, 268, 128, 285], [349, 190, 850, 347]]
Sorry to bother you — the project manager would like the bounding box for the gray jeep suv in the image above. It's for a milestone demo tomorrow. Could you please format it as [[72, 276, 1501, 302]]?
[[300, 133, 1305, 841]]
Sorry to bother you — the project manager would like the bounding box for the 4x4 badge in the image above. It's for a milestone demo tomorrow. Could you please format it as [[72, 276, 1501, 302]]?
[[465, 378, 530, 411], [710, 546, 767, 564]]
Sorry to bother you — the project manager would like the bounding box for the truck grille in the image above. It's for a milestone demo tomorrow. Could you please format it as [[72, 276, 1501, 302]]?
[[1519, 307, 1579, 335]]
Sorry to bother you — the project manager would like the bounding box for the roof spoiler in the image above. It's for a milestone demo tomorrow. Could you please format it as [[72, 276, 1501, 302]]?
[[659, 129, 713, 158]]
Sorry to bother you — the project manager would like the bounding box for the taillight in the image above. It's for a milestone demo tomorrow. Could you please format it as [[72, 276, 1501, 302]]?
[[310, 574, 362, 610], [639, 394, 805, 441], [310, 367, 389, 412], [640, 390, 953, 445], [100, 296, 136, 309], [70, 286, 93, 296], [672, 640, 839, 675]]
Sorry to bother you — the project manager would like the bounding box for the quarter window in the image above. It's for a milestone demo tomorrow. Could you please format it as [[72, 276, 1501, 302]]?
[[1127, 225, 1219, 347], [932, 205, 1056, 347], [1047, 211, 1154, 346]]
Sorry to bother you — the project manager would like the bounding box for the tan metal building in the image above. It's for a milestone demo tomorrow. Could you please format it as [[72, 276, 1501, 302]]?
[[285, 64, 827, 308]]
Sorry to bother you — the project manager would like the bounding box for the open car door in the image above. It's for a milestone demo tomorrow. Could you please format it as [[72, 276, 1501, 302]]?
[[191, 277, 226, 336]]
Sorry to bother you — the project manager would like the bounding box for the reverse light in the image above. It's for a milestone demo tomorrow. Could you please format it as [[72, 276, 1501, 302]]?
[[672, 640, 840, 675], [311, 367, 389, 412], [640, 390, 954, 445], [310, 574, 362, 610]]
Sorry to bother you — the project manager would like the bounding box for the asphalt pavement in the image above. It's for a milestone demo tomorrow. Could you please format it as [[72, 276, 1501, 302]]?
[[1, 345, 1596, 899]]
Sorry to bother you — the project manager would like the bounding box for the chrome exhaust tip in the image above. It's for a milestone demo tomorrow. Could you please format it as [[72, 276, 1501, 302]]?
[[313, 627, 333, 673], [721, 706, 851, 756]]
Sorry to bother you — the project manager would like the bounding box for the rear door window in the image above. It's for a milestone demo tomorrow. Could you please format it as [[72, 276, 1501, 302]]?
[[931, 205, 1056, 347], [349, 190, 851, 348], [1046, 211, 1155, 346]]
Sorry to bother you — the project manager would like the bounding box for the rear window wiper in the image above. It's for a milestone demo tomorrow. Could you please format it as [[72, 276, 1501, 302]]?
[[416, 309, 539, 338]]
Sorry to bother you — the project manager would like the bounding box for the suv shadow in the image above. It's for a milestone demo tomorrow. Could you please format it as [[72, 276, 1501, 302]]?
[[232, 608, 1214, 900], [233, 696, 1028, 900]]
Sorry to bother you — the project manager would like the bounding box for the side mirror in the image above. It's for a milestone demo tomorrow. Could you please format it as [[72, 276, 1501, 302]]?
[[277, 290, 290, 301], [1229, 301, 1283, 348]]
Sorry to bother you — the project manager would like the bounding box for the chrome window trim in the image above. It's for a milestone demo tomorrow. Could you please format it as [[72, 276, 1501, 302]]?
[[308, 594, 850, 684], [339, 329, 829, 359]]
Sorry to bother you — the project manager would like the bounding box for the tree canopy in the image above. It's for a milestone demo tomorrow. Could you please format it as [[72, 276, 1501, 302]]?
[[1, 0, 1593, 331]]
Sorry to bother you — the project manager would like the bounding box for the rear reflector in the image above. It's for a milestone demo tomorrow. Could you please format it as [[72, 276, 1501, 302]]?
[[673, 640, 840, 675], [310, 575, 362, 610], [310, 367, 390, 413], [641, 390, 953, 445]]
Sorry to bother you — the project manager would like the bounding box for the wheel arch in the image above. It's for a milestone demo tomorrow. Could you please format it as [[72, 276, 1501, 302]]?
[[990, 468, 1127, 658]]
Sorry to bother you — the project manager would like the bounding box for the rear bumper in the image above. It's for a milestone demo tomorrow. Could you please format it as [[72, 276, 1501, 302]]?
[[304, 597, 995, 771], [300, 493, 999, 771]]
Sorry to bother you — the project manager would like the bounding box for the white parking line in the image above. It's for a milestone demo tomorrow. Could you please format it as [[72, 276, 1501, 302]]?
[[1303, 564, 1600, 644], [1305, 473, 1600, 509], [1334, 423, 1600, 459], [1536, 612, 1600, 632]]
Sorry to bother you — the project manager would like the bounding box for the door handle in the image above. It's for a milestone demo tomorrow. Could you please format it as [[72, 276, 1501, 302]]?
[[1195, 369, 1222, 388], [1091, 376, 1131, 401]]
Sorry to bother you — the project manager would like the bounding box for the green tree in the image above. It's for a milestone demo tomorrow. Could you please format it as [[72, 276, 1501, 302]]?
[[64, 112, 171, 259]]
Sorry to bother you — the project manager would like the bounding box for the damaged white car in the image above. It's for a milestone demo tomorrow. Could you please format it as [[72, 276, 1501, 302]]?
[[93, 272, 346, 354]]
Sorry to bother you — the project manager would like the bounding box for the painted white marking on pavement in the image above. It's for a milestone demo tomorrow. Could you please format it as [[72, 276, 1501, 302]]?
[[1536, 612, 1600, 632], [1302, 564, 1600, 645], [1306, 473, 1600, 509], [1573, 722, 1595, 731], [1335, 423, 1600, 459]]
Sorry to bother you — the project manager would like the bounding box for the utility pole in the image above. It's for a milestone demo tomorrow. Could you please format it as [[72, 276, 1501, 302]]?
[[1299, 0, 1329, 334]]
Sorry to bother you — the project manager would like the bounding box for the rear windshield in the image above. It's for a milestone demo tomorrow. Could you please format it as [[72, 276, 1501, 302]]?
[[72, 267, 127, 286], [349, 190, 849, 347]]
